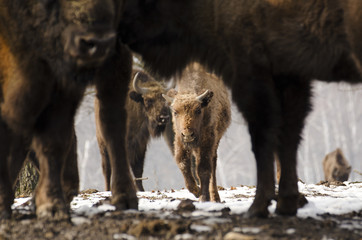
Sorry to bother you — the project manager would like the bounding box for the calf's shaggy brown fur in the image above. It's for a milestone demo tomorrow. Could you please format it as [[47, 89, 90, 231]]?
[[120, 0, 362, 217], [164, 63, 231, 202]]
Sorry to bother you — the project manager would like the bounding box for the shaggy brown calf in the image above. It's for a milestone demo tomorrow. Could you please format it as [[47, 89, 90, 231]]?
[[99, 70, 175, 192], [120, 0, 362, 217], [323, 148, 352, 182], [163, 63, 231, 202], [0, 0, 137, 219]]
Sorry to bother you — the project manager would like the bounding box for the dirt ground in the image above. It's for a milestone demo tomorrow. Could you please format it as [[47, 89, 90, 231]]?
[[1, 188, 361, 240]]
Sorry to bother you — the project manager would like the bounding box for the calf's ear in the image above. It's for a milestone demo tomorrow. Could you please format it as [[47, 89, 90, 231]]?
[[129, 91, 143, 103], [201, 91, 214, 108]]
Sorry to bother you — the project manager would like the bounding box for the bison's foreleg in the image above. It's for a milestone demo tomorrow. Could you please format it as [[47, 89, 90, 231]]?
[[126, 137, 148, 192], [175, 140, 200, 198], [232, 75, 279, 218], [275, 77, 311, 216], [194, 142, 218, 202], [61, 128, 79, 207], [94, 44, 138, 210], [32, 87, 83, 220], [0, 119, 14, 219]]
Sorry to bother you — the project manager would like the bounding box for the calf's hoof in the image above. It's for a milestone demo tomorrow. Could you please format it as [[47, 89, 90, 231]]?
[[112, 193, 138, 210], [36, 202, 70, 221], [188, 186, 201, 198]]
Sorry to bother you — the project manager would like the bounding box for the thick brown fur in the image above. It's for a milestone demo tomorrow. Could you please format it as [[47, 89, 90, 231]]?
[[323, 148, 351, 182], [99, 70, 175, 192], [120, 0, 362, 217], [164, 63, 231, 202], [0, 0, 137, 220]]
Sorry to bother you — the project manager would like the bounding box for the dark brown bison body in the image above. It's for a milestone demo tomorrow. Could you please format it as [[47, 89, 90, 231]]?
[[0, 0, 137, 219], [99, 70, 175, 192], [120, 0, 362, 217], [323, 148, 352, 182], [164, 63, 231, 202]]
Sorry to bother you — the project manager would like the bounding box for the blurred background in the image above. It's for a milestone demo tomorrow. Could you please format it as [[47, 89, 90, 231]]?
[[76, 79, 362, 191]]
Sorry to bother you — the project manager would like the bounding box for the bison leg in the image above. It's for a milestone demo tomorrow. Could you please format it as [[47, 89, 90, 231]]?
[[275, 77, 311, 216], [32, 87, 83, 220], [97, 141, 112, 191], [232, 76, 280, 218], [194, 142, 218, 202], [174, 140, 200, 198], [210, 150, 220, 202], [94, 44, 138, 210], [127, 138, 147, 192], [61, 128, 79, 206], [0, 120, 14, 219]]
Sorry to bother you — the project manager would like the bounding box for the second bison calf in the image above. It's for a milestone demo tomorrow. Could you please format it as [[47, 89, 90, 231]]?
[[163, 63, 231, 202]]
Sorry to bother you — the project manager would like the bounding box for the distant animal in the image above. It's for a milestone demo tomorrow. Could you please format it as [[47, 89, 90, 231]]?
[[163, 63, 231, 202], [99, 69, 175, 192], [0, 0, 137, 220], [120, 0, 362, 217], [323, 148, 352, 182]]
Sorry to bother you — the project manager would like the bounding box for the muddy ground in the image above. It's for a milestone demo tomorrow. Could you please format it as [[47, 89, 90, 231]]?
[[1, 186, 361, 240]]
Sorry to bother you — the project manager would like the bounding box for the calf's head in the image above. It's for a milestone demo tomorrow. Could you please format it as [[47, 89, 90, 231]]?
[[163, 89, 214, 146], [129, 71, 174, 137]]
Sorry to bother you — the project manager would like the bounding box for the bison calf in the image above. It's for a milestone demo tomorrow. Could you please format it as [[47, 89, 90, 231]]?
[[163, 63, 231, 202], [323, 148, 352, 182], [99, 69, 175, 192]]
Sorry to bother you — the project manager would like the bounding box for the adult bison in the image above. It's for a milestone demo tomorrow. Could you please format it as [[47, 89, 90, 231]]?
[[323, 148, 352, 182], [99, 69, 175, 192], [0, 0, 137, 219], [119, 0, 362, 217], [163, 63, 231, 202]]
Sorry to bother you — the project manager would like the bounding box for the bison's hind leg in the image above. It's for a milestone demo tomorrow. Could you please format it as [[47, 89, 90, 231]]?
[[275, 77, 311, 216], [209, 152, 220, 202]]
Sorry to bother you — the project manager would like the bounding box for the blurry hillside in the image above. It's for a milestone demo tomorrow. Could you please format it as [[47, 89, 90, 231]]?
[[75, 81, 362, 191]]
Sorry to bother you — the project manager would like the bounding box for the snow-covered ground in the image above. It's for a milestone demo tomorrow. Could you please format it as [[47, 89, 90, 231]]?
[[12, 182, 362, 222]]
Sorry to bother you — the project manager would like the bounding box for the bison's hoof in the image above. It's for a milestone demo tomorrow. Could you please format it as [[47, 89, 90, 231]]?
[[112, 193, 139, 210], [245, 205, 269, 218], [298, 193, 308, 208], [199, 195, 210, 202], [275, 194, 299, 216], [0, 209, 11, 220], [36, 203, 70, 221], [189, 187, 201, 198]]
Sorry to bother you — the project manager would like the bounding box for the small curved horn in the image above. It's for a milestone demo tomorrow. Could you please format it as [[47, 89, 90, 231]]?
[[133, 72, 150, 94], [165, 77, 176, 91], [196, 90, 209, 102], [162, 94, 174, 103]]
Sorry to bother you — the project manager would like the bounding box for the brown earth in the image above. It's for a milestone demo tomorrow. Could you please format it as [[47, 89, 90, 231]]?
[[1, 186, 361, 240]]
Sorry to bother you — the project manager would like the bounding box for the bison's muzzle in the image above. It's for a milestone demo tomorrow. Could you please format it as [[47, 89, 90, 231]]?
[[181, 129, 197, 144], [64, 27, 116, 68]]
